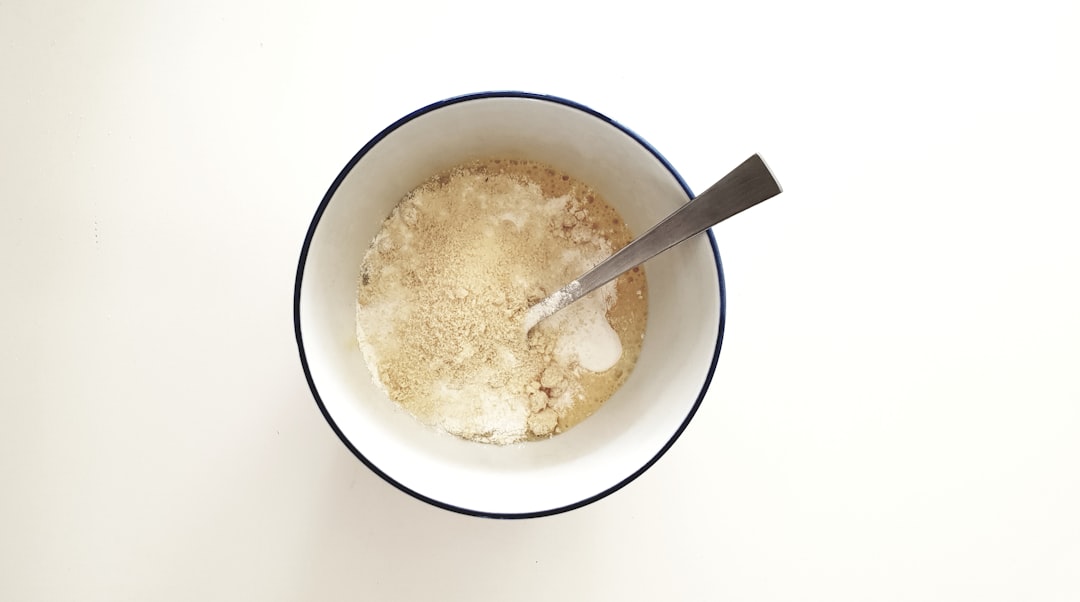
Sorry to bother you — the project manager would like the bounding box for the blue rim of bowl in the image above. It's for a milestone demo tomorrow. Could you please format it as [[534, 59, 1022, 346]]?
[[293, 91, 727, 519]]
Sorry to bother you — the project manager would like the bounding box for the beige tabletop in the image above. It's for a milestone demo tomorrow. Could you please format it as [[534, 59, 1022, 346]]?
[[3, 1, 1079, 600]]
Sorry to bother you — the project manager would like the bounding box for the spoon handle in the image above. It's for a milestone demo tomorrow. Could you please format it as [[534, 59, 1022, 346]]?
[[526, 154, 782, 330]]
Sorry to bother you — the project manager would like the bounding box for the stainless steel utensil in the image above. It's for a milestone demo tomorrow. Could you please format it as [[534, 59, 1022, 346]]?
[[524, 154, 783, 331]]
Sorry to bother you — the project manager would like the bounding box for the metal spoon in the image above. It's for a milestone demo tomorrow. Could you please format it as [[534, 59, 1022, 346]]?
[[524, 154, 783, 331]]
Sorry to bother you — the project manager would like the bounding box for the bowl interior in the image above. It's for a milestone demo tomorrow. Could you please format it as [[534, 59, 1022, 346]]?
[[297, 94, 723, 516]]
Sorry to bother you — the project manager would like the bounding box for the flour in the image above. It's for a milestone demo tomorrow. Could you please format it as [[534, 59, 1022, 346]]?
[[355, 159, 647, 444], [522, 282, 577, 332]]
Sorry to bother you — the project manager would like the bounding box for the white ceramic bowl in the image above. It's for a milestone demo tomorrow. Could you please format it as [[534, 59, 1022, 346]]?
[[294, 92, 725, 518]]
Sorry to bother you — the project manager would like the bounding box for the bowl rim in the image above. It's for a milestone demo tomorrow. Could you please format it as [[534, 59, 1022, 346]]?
[[293, 91, 727, 519]]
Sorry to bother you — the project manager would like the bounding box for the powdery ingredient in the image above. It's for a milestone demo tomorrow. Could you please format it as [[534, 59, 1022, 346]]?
[[522, 284, 576, 333], [356, 159, 645, 444]]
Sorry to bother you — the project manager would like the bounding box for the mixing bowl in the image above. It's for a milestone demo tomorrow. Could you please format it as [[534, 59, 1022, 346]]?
[[294, 92, 725, 518]]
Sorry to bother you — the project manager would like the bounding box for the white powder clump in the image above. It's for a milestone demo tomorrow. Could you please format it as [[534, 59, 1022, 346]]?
[[522, 281, 577, 332], [548, 281, 623, 373]]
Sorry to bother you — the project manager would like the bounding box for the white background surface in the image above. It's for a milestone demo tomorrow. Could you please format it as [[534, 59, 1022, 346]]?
[[2, 1, 1078, 600]]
